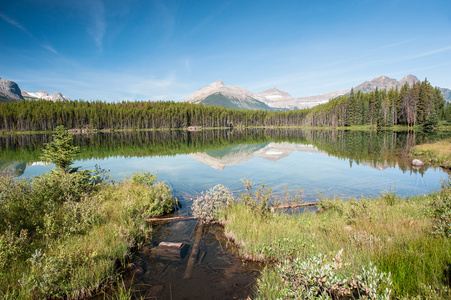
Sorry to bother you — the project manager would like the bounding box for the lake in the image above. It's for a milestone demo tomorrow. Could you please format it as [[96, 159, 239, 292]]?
[[1, 128, 450, 206], [2, 128, 450, 299]]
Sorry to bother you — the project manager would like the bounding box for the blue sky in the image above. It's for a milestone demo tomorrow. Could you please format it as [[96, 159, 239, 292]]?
[[1, 0, 450, 101]]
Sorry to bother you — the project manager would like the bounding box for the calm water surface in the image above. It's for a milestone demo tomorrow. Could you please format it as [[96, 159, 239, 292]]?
[[9, 130, 448, 206], [2, 129, 450, 299]]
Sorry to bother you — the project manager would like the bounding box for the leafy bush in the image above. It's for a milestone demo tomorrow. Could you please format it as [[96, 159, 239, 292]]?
[[275, 250, 392, 299], [430, 178, 451, 237], [130, 171, 157, 186], [238, 179, 272, 216], [192, 184, 234, 223]]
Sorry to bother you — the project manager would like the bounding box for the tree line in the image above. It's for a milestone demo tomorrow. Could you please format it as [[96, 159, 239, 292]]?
[[305, 79, 449, 128], [0, 79, 449, 131]]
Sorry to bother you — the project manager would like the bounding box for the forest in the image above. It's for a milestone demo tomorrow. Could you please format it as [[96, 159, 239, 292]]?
[[0, 79, 449, 131]]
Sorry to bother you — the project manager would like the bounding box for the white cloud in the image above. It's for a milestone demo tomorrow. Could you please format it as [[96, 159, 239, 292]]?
[[41, 44, 59, 55], [87, 0, 106, 50], [409, 45, 451, 60], [0, 12, 29, 34]]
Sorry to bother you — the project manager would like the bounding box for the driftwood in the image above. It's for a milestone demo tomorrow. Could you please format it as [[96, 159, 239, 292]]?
[[183, 223, 204, 279], [146, 216, 196, 223], [270, 202, 318, 212], [154, 242, 189, 259]]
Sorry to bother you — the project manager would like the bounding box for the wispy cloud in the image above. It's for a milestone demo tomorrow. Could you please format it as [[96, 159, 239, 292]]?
[[0, 12, 62, 56], [0, 12, 30, 35], [87, 0, 106, 50], [41, 44, 59, 55], [408, 45, 451, 59]]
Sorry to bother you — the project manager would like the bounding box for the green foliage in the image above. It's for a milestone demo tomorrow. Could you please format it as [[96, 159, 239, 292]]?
[[130, 170, 157, 186], [238, 179, 272, 216], [430, 178, 451, 237], [41, 125, 80, 173], [0, 165, 175, 299], [0, 78, 447, 132], [223, 182, 451, 298], [192, 184, 234, 223], [270, 251, 392, 299]]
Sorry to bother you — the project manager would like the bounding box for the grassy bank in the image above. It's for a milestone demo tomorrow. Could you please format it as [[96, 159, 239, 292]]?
[[411, 137, 451, 169], [220, 181, 451, 299], [0, 171, 176, 299]]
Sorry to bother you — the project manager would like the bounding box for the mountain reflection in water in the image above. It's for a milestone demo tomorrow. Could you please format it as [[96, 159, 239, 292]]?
[[1, 129, 449, 204]]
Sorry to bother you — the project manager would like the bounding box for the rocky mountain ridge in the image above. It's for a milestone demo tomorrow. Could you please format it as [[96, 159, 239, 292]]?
[[22, 90, 70, 101], [185, 80, 271, 110], [0, 77, 70, 102], [353, 74, 419, 93], [185, 74, 450, 110], [0, 78, 23, 101]]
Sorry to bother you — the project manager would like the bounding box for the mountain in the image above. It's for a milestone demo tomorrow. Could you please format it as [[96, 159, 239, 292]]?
[[258, 88, 350, 109], [0, 77, 70, 102], [0, 78, 23, 102], [439, 87, 451, 102], [353, 74, 419, 93], [186, 74, 450, 111], [184, 80, 272, 110], [22, 90, 70, 101]]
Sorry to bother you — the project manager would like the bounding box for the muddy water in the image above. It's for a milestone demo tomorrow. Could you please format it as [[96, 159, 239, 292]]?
[[122, 215, 261, 300]]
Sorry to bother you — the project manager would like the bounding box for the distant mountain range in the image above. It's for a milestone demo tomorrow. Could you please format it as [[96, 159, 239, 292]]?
[[1, 75, 449, 108], [0, 78, 70, 102], [185, 75, 451, 110]]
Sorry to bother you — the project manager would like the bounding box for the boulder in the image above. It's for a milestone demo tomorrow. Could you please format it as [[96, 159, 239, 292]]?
[[412, 159, 425, 167]]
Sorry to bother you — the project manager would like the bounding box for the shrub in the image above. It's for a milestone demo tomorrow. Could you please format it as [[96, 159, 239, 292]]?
[[192, 184, 234, 223], [238, 179, 272, 216], [274, 250, 392, 299], [430, 179, 451, 237]]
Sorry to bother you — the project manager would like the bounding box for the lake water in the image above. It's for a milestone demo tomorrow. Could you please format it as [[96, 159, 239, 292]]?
[[2, 129, 449, 205], [2, 128, 450, 299]]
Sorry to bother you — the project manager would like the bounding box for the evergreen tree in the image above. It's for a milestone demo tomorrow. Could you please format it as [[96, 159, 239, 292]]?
[[41, 125, 80, 173]]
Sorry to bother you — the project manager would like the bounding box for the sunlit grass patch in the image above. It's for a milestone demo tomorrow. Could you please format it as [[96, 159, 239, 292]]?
[[222, 182, 451, 299], [411, 138, 451, 168]]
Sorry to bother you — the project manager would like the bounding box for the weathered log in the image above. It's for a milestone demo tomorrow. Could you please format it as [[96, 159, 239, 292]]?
[[183, 223, 204, 279], [146, 216, 196, 223], [270, 202, 318, 212], [154, 242, 189, 259]]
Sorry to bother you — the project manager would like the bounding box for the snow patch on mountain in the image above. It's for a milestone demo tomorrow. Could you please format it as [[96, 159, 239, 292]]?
[[22, 90, 70, 101]]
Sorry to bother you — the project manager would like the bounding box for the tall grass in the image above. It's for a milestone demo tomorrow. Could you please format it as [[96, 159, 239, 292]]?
[[222, 181, 451, 299], [0, 171, 176, 299]]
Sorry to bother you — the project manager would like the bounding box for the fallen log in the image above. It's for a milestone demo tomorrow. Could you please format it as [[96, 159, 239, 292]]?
[[146, 216, 196, 223], [270, 202, 318, 212], [154, 242, 189, 259], [184, 223, 204, 279]]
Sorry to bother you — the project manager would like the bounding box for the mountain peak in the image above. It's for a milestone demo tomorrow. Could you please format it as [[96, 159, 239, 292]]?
[[0, 78, 23, 101], [399, 74, 419, 86], [23, 90, 70, 101], [211, 80, 224, 87], [354, 75, 420, 93], [257, 87, 293, 103], [184, 80, 271, 110]]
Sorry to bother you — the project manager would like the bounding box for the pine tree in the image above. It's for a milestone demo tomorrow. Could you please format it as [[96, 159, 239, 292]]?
[[41, 125, 80, 173]]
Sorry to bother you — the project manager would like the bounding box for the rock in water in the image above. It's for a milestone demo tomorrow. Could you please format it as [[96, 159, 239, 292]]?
[[412, 159, 425, 167]]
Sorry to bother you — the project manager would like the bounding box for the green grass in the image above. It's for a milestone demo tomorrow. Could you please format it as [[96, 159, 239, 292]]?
[[222, 184, 451, 299], [411, 138, 451, 168], [0, 171, 176, 299]]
